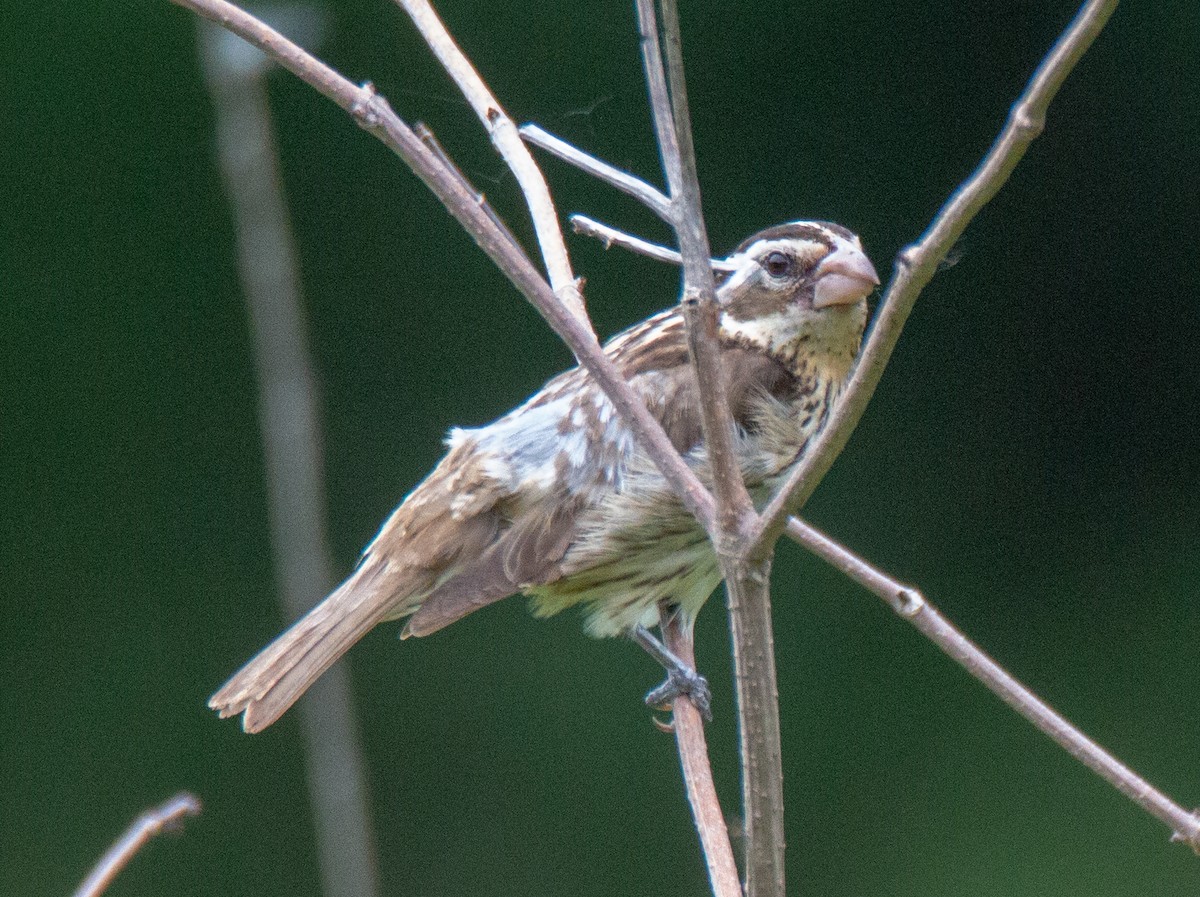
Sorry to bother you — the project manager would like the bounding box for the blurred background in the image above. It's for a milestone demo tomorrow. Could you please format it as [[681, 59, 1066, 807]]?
[[3, 1, 1198, 895]]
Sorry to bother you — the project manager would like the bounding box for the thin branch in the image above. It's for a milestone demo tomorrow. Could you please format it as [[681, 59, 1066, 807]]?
[[636, 3, 781, 895], [199, 17, 380, 897], [520, 123, 674, 222], [391, 0, 588, 328], [414, 121, 527, 261], [634, 0, 746, 528], [174, 6, 741, 893], [782, 516, 1200, 854], [172, 0, 718, 531], [72, 793, 202, 897], [571, 214, 682, 264], [748, 0, 1122, 555], [569, 214, 739, 271], [661, 613, 743, 897], [634, 0, 747, 529]]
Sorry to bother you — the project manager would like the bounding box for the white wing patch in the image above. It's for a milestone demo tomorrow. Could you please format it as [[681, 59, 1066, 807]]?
[[453, 386, 636, 498]]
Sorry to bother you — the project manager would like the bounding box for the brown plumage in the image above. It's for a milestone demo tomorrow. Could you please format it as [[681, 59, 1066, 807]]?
[[210, 221, 878, 732]]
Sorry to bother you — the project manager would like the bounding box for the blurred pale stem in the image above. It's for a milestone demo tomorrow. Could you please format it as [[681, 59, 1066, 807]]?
[[200, 17, 380, 897]]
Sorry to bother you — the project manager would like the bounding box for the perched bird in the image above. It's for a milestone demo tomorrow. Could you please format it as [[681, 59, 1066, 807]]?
[[210, 221, 879, 732]]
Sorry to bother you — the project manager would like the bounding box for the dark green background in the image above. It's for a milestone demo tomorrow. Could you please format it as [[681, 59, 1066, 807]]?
[[3, 1, 1199, 895]]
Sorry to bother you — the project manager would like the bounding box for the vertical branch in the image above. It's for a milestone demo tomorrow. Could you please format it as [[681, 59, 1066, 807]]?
[[633, 0, 748, 531], [200, 20, 380, 897], [637, 2, 784, 895], [662, 615, 742, 897]]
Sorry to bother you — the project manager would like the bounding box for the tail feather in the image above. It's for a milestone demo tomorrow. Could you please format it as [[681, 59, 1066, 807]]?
[[209, 561, 395, 733]]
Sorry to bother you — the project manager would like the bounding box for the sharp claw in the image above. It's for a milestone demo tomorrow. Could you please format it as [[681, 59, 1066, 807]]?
[[644, 667, 713, 722]]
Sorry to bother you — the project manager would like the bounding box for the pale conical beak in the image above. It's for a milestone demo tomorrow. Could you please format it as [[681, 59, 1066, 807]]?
[[812, 241, 880, 309]]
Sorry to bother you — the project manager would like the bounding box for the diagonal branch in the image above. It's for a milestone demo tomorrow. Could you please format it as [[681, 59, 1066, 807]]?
[[570, 214, 685, 265], [414, 120, 527, 261], [783, 515, 1200, 854], [391, 0, 588, 327], [172, 0, 718, 535], [520, 123, 674, 223], [747, 0, 1122, 555], [569, 214, 739, 271], [72, 793, 202, 897]]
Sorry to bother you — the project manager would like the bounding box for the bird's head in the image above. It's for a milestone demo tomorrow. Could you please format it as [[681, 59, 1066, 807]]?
[[716, 221, 879, 375]]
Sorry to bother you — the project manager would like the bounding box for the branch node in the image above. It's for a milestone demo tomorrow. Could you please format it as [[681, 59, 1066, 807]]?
[[350, 80, 379, 123], [895, 587, 925, 617], [1169, 813, 1200, 855], [1012, 105, 1046, 139], [72, 792, 202, 897], [896, 244, 921, 272]]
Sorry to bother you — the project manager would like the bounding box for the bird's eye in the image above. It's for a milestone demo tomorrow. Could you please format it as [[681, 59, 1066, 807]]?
[[763, 251, 792, 278]]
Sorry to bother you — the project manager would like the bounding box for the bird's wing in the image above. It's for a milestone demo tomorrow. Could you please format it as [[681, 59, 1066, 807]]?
[[404, 309, 797, 636]]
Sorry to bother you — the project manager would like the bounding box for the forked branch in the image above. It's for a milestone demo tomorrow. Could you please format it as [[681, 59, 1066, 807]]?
[[176, 6, 1197, 897], [523, 0, 1196, 866], [390, 0, 588, 327], [171, 0, 719, 535]]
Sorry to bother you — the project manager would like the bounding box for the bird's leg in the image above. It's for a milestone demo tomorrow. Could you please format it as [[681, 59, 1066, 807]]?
[[631, 624, 712, 722]]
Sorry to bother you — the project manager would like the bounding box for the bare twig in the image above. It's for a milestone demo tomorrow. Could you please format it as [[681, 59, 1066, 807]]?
[[636, 3, 782, 895], [391, 0, 588, 327], [72, 793, 202, 897], [520, 123, 674, 222], [176, 4, 741, 890], [415, 4, 751, 887], [748, 0, 1122, 554], [177, 7, 1161, 897], [661, 613, 742, 897], [414, 121, 527, 261], [172, 0, 719, 534], [634, 0, 746, 529], [783, 515, 1200, 854], [569, 214, 739, 271], [199, 17, 380, 897]]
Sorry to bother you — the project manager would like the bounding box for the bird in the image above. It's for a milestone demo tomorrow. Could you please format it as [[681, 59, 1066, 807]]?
[[210, 220, 879, 733]]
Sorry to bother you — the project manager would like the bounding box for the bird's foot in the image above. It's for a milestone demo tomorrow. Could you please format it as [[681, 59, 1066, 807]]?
[[644, 666, 712, 722], [631, 624, 713, 722]]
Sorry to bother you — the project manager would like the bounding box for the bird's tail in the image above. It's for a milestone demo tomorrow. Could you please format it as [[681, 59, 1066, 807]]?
[[209, 560, 394, 733]]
